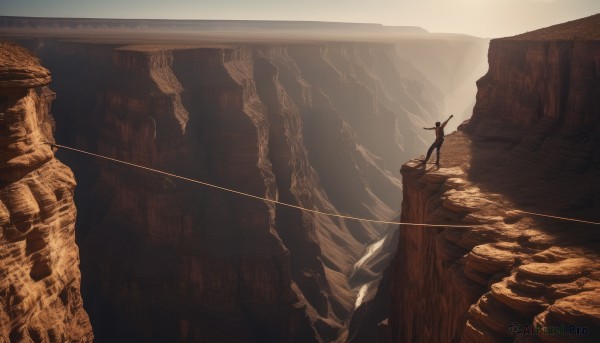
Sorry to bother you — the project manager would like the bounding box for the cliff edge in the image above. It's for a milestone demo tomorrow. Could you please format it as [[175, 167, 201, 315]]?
[[389, 14, 600, 342], [0, 42, 93, 342]]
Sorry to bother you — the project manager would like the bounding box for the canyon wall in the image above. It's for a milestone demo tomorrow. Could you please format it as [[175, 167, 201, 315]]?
[[0, 42, 92, 342], [43, 41, 444, 343], [389, 14, 600, 342], [2, 21, 487, 342]]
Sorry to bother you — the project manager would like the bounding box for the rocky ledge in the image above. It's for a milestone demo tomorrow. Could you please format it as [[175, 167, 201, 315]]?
[[0, 42, 51, 88], [390, 129, 600, 342], [0, 42, 93, 342]]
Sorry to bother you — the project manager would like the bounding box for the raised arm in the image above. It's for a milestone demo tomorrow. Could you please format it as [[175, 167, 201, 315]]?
[[440, 114, 454, 128]]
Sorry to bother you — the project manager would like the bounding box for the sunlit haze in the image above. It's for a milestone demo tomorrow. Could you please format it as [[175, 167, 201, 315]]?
[[1, 0, 599, 38]]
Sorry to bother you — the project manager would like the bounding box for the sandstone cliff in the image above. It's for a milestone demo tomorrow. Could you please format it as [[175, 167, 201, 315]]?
[[0, 42, 93, 342], [389, 14, 600, 342]]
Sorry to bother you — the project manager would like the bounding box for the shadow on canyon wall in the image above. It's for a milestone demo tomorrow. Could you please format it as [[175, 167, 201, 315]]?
[[463, 35, 600, 247]]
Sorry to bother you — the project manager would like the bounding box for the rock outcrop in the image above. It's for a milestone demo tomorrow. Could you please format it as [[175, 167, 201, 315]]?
[[389, 14, 600, 342], [0, 42, 93, 342]]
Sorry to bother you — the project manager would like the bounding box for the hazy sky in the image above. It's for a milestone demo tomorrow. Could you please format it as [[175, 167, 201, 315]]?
[[1, 0, 599, 38]]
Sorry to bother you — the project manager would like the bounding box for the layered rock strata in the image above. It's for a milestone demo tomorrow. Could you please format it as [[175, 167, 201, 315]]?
[[73, 44, 411, 343], [390, 14, 600, 342], [0, 42, 93, 342]]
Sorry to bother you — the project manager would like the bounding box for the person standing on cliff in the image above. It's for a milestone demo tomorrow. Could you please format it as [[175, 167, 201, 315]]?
[[420, 114, 453, 165]]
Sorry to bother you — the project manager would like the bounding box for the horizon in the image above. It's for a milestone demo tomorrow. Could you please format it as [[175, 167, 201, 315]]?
[[0, 15, 420, 27], [1, 0, 599, 38]]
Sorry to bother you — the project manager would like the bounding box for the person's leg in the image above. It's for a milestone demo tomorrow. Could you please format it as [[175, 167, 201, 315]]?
[[423, 142, 436, 163], [435, 138, 444, 164]]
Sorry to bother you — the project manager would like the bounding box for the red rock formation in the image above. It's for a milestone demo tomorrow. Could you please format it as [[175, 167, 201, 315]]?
[[468, 14, 600, 136], [0, 42, 93, 342], [73, 44, 405, 342], [389, 14, 600, 343]]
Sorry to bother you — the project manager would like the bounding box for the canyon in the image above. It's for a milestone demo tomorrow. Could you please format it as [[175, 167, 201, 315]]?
[[0, 42, 93, 342], [4, 13, 600, 343], [2, 12, 599, 343], [1, 17, 489, 342]]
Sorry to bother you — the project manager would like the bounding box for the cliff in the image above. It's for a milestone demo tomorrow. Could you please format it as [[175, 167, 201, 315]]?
[[59, 42, 431, 343], [0, 42, 93, 342], [389, 14, 600, 342], [2, 19, 488, 342]]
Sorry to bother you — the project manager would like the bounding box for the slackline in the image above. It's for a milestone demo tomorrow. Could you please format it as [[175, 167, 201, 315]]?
[[45, 143, 600, 227]]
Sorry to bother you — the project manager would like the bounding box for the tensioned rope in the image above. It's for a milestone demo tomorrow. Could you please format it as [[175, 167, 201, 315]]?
[[512, 209, 599, 226], [46, 143, 473, 228], [45, 143, 600, 227]]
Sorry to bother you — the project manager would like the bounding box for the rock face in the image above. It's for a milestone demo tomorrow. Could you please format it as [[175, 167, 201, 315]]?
[[389, 14, 600, 342], [61, 43, 442, 343], [0, 42, 93, 342], [2, 19, 488, 342], [68, 44, 411, 342]]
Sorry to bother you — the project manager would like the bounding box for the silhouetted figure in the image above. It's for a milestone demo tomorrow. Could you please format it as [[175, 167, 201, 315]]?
[[420, 114, 453, 165]]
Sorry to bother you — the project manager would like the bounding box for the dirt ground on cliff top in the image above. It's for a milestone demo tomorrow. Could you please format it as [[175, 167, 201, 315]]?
[[0, 41, 42, 66], [414, 129, 600, 248], [502, 13, 600, 40]]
